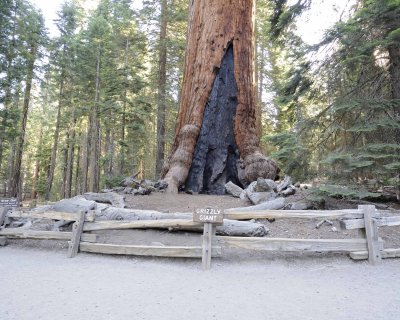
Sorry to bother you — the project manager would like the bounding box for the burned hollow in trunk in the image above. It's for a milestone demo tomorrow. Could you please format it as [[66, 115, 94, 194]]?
[[185, 45, 242, 194]]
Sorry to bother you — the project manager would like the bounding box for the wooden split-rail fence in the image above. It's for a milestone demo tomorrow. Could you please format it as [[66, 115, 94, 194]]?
[[1, 205, 399, 269]]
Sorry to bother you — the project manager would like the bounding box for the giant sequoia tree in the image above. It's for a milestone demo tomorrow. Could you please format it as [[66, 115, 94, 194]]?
[[162, 0, 279, 193]]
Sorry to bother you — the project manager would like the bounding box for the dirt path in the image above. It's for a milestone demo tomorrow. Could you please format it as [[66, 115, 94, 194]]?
[[1, 246, 399, 320]]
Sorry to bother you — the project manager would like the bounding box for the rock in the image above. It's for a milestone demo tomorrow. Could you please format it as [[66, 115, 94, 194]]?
[[225, 181, 244, 198], [244, 181, 276, 205], [294, 182, 301, 188], [255, 178, 277, 192], [53, 196, 96, 213], [248, 192, 276, 205]]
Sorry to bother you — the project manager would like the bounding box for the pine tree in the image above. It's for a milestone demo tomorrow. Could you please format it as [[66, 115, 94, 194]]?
[[8, 2, 47, 199]]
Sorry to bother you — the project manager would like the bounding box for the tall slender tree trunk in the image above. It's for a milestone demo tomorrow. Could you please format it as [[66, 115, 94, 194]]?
[[104, 123, 114, 176], [9, 44, 37, 199], [120, 39, 129, 175], [0, 4, 17, 174], [81, 131, 88, 193], [109, 126, 115, 175], [7, 88, 20, 196], [45, 71, 65, 200], [87, 44, 101, 192], [61, 140, 69, 197], [162, 0, 278, 193], [155, 0, 168, 178], [74, 138, 81, 196], [31, 126, 43, 200], [256, 44, 264, 137], [64, 107, 76, 198]]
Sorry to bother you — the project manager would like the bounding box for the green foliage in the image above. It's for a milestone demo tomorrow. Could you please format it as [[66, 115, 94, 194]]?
[[310, 184, 380, 201], [103, 175, 126, 189], [264, 131, 310, 181], [268, 0, 400, 190]]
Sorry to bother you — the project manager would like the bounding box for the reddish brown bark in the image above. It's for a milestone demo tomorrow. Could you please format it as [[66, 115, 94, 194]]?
[[163, 0, 278, 192]]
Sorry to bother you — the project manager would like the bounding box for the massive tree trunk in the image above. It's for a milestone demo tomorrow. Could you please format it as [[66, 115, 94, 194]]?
[[162, 0, 278, 194]]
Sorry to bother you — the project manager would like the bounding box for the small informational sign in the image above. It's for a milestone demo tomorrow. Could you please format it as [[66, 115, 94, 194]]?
[[0, 198, 19, 207], [193, 207, 224, 224]]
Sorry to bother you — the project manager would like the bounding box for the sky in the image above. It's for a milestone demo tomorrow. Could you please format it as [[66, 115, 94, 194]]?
[[31, 0, 354, 44]]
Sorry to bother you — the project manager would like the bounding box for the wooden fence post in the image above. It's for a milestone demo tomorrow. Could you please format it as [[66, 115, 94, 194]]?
[[359, 205, 381, 264], [202, 223, 213, 270], [67, 210, 85, 258], [0, 207, 8, 227], [0, 207, 8, 246]]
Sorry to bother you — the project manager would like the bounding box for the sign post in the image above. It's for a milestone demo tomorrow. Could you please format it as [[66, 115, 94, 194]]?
[[193, 208, 224, 270]]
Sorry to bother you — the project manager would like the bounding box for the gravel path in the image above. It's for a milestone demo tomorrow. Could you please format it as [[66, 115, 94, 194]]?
[[1, 246, 400, 320]]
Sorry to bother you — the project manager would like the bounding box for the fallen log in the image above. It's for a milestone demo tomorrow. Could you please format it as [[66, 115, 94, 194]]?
[[225, 197, 285, 213], [96, 207, 190, 221], [53, 196, 96, 213], [7, 210, 96, 222], [225, 181, 244, 198], [277, 175, 292, 192], [94, 207, 268, 237], [83, 192, 125, 208]]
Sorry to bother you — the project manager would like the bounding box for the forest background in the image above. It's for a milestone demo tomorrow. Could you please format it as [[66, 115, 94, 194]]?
[[0, 0, 399, 202]]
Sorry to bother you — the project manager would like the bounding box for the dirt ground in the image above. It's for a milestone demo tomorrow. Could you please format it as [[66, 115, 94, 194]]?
[[2, 192, 400, 320], [1, 245, 400, 320]]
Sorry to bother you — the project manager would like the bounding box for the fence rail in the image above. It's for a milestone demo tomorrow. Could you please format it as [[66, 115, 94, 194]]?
[[1, 204, 399, 269]]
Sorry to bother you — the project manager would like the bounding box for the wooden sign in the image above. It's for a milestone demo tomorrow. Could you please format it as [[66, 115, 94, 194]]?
[[0, 198, 19, 208], [193, 207, 224, 224]]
